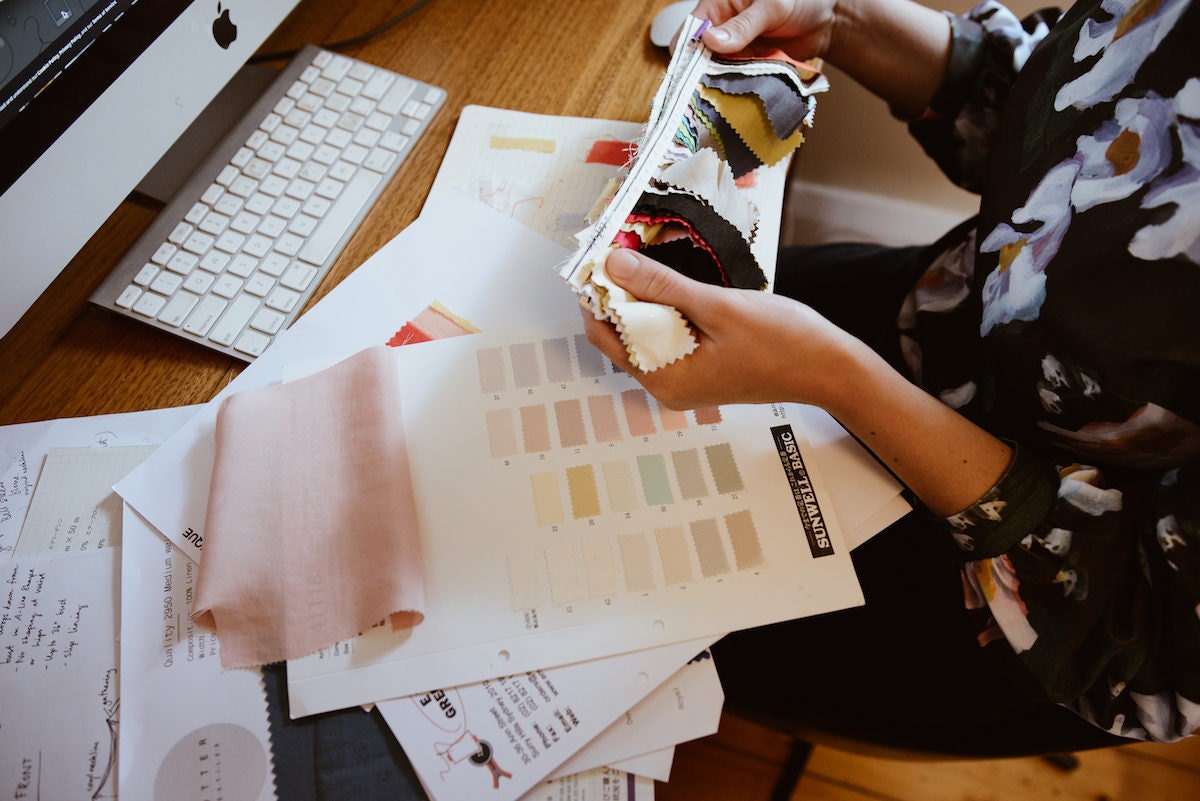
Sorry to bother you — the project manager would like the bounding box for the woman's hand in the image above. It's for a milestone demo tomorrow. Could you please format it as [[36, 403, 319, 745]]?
[[580, 247, 862, 411], [694, 0, 840, 62], [692, 0, 954, 119], [581, 247, 1014, 516]]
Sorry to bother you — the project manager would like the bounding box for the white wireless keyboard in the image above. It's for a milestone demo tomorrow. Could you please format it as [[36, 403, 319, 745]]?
[[91, 45, 444, 361]]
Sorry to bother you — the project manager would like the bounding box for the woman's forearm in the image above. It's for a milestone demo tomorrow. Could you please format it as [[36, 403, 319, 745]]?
[[816, 339, 1012, 517], [826, 0, 954, 118]]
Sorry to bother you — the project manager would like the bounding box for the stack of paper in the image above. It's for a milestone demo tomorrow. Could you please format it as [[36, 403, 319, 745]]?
[[0, 107, 907, 800]]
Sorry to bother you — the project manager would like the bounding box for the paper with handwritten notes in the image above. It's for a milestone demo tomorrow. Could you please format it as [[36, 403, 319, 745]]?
[[0, 548, 120, 800]]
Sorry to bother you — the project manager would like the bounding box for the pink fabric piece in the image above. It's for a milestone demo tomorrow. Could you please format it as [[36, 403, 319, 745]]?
[[194, 345, 424, 668]]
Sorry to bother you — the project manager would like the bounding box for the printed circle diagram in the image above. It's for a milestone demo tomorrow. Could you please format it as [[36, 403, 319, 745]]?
[[154, 723, 268, 801]]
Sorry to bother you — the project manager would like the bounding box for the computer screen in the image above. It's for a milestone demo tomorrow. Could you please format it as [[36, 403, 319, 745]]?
[[0, 0, 300, 338]]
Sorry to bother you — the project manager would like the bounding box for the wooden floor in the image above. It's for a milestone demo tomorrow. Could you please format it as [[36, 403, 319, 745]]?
[[657, 713, 1200, 801]]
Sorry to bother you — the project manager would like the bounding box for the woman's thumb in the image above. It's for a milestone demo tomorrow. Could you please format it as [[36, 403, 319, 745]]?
[[603, 248, 694, 308], [702, 6, 767, 52]]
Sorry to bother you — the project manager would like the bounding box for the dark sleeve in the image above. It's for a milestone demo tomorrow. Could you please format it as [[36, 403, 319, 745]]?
[[906, 1, 1062, 192], [948, 444, 1200, 742]]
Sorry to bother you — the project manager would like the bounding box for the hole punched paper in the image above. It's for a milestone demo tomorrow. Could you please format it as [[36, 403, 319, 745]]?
[[559, 13, 828, 372]]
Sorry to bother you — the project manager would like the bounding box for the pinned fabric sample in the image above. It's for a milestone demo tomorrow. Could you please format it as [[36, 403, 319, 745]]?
[[559, 14, 827, 372], [387, 300, 481, 346], [194, 345, 424, 669]]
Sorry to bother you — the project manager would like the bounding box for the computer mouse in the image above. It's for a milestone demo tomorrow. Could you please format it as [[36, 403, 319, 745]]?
[[650, 0, 700, 48]]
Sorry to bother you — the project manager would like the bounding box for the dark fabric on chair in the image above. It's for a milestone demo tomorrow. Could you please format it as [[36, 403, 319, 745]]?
[[712, 511, 1130, 756], [712, 241, 1132, 757]]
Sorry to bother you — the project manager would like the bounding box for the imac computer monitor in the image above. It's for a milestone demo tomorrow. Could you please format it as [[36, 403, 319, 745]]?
[[0, 0, 301, 339]]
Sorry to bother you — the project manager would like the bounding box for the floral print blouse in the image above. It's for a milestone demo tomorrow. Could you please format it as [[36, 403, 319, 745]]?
[[899, 0, 1200, 741]]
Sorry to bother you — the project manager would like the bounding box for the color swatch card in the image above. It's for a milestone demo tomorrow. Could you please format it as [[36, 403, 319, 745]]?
[[286, 318, 864, 716]]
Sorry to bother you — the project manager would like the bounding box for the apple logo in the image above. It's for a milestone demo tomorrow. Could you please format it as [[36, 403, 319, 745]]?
[[212, 2, 237, 49]]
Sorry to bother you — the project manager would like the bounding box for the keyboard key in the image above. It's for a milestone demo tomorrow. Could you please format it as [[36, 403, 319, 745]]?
[[166, 251, 199, 275], [380, 131, 410, 152], [209, 294, 260, 346], [288, 214, 318, 237], [259, 253, 290, 276], [149, 272, 183, 296], [250, 307, 286, 335], [265, 286, 300, 314], [323, 55, 353, 82], [116, 285, 142, 309], [244, 234, 274, 258], [216, 165, 239, 186], [280, 264, 318, 292], [231, 211, 261, 235], [183, 231, 216, 255], [183, 271, 216, 295], [361, 72, 394, 101], [244, 272, 275, 297], [364, 148, 396, 173], [133, 264, 159, 286], [167, 222, 193, 245], [211, 274, 242, 299], [377, 76, 415, 115], [298, 169, 380, 266], [258, 214, 288, 238], [302, 196, 332, 218], [201, 183, 225, 205], [215, 231, 247, 254], [215, 193, 246, 216], [184, 202, 209, 225], [158, 291, 201, 327], [274, 233, 304, 258], [132, 292, 167, 318], [151, 242, 178, 265], [182, 295, 228, 337], [198, 211, 231, 236], [227, 254, 259, 278], [234, 329, 271, 357]]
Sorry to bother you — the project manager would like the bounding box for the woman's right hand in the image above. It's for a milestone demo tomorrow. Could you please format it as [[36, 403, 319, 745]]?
[[693, 0, 840, 62], [692, 0, 954, 120]]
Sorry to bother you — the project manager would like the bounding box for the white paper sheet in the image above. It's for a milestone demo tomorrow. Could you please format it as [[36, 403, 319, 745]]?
[[526, 767, 655, 801], [0, 548, 120, 800], [116, 195, 576, 563], [377, 638, 713, 801], [118, 504, 276, 801], [0, 406, 200, 557], [546, 653, 721, 782], [425, 106, 644, 250], [16, 445, 157, 556], [606, 749, 674, 783], [285, 318, 864, 714]]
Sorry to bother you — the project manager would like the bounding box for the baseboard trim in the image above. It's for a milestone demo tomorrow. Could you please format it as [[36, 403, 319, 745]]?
[[781, 180, 975, 247]]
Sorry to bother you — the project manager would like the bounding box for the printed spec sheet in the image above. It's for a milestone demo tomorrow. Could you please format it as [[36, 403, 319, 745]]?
[[286, 317, 865, 716]]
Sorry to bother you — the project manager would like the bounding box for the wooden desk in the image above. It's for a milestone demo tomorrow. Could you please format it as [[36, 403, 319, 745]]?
[[0, 0, 667, 426]]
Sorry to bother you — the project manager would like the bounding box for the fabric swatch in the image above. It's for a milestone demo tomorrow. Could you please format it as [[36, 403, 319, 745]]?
[[387, 300, 480, 346], [701, 72, 813, 141], [558, 14, 826, 371], [194, 345, 424, 668]]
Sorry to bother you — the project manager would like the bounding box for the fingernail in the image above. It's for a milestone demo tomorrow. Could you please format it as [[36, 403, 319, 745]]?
[[606, 248, 638, 279], [707, 26, 730, 44]]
